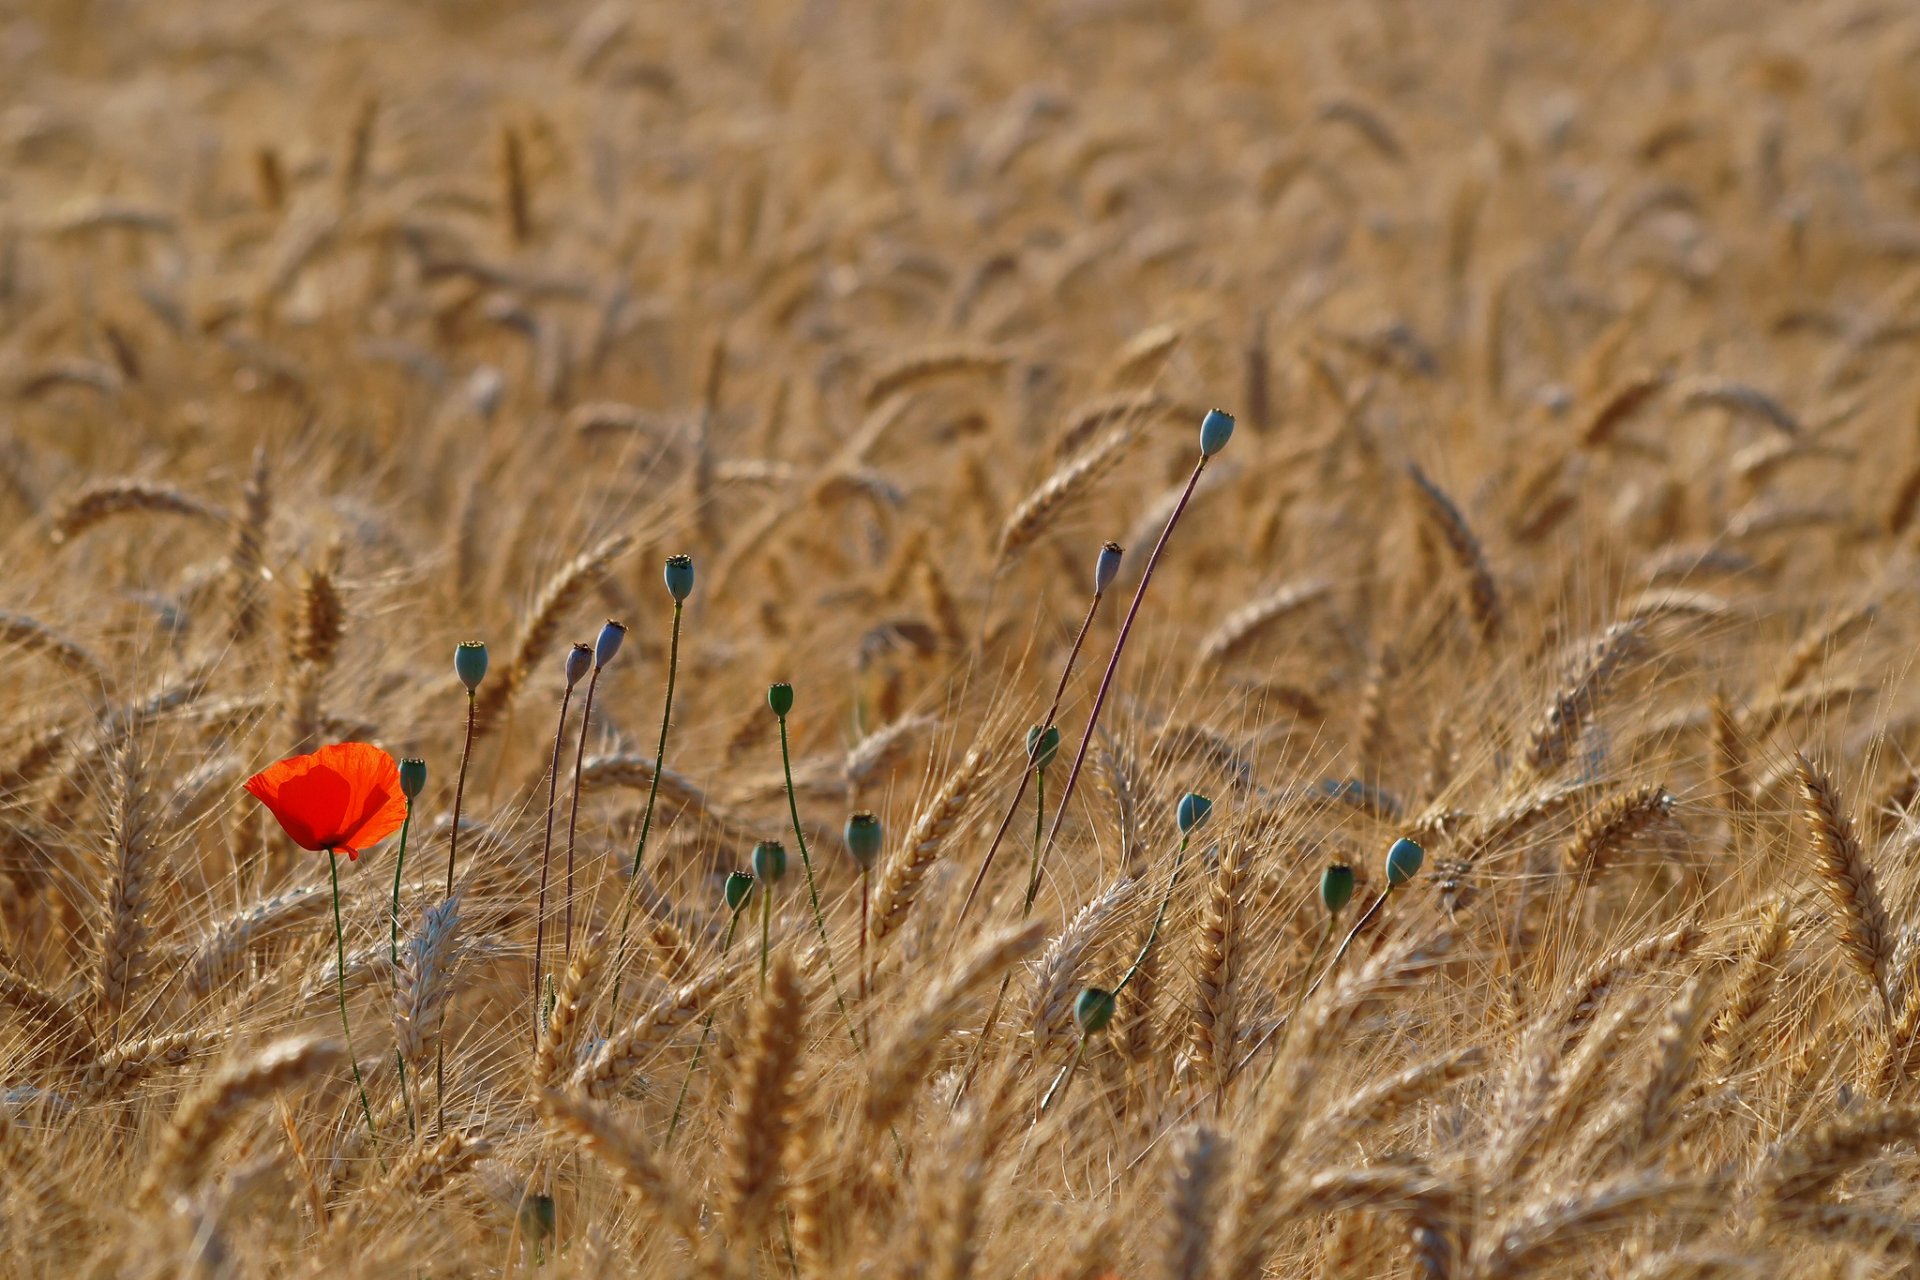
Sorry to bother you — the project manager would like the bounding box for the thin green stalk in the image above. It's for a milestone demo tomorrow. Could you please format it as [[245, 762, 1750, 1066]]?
[[608, 601, 683, 1023], [1255, 919, 1335, 1089], [665, 910, 742, 1148], [329, 851, 379, 1149], [759, 886, 772, 992], [955, 592, 1103, 932], [562, 665, 606, 963], [1239, 892, 1390, 1087], [952, 766, 1048, 1110], [440, 690, 477, 1135], [1032, 456, 1210, 904], [388, 805, 413, 965], [533, 681, 577, 1047], [1112, 832, 1191, 998], [775, 712, 859, 1048]]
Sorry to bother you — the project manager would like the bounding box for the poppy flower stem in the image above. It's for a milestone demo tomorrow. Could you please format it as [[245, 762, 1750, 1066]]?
[[952, 763, 1048, 1112], [329, 850, 380, 1150], [1032, 455, 1209, 907], [954, 588, 1103, 934], [607, 600, 683, 1026], [562, 665, 605, 965], [664, 907, 741, 1150], [440, 689, 478, 1137], [774, 712, 861, 1051], [533, 681, 578, 1046], [388, 804, 413, 966], [1112, 832, 1191, 999]]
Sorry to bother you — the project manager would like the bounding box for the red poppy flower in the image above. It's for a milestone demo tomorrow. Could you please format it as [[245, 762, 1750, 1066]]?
[[244, 742, 408, 860]]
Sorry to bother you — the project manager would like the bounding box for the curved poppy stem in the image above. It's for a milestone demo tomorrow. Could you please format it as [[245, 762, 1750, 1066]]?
[[329, 851, 379, 1151], [607, 601, 682, 1030], [389, 803, 414, 966], [1112, 832, 1191, 999], [440, 689, 477, 1136], [563, 665, 606, 964], [664, 906, 742, 1150], [952, 764, 1048, 1112], [775, 713, 855, 1045], [1031, 456, 1208, 905], [533, 683, 576, 1046], [954, 590, 1103, 935]]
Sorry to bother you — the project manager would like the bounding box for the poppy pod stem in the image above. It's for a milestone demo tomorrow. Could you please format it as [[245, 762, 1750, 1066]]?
[[533, 662, 583, 1048], [770, 695, 861, 1049], [1113, 830, 1194, 999], [609, 598, 684, 1015], [1034, 436, 1220, 908], [954, 574, 1109, 934], [328, 850, 380, 1151], [562, 669, 604, 964], [664, 902, 743, 1150], [440, 688, 479, 1136]]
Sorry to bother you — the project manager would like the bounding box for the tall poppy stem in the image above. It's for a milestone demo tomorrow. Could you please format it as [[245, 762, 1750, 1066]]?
[[1113, 833, 1191, 999], [388, 798, 416, 1139], [440, 689, 477, 1135], [759, 885, 772, 993], [329, 850, 379, 1149], [533, 682, 577, 1045], [1032, 456, 1209, 905], [388, 803, 413, 966], [562, 665, 606, 963], [608, 600, 683, 1028], [952, 764, 1048, 1110], [955, 590, 1103, 932], [774, 712, 859, 1049], [664, 908, 741, 1149]]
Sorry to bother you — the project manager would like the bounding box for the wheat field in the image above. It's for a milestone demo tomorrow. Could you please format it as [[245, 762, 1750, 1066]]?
[[6, 0, 1920, 1275]]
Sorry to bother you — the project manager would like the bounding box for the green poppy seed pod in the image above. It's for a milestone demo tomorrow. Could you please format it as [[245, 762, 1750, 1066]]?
[[664, 554, 695, 602], [751, 839, 787, 885], [519, 1193, 556, 1240], [1026, 724, 1062, 773], [767, 682, 794, 718], [1177, 791, 1213, 835], [1094, 540, 1123, 595], [564, 642, 592, 690], [454, 640, 489, 692], [594, 619, 627, 668], [1199, 408, 1235, 457], [1073, 987, 1117, 1035], [1385, 836, 1425, 887], [1320, 863, 1355, 917], [399, 757, 428, 800], [724, 870, 755, 912], [844, 811, 883, 870]]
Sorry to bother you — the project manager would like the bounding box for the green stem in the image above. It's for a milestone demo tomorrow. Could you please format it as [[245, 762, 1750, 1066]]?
[[395, 1049, 415, 1138], [608, 602, 683, 1026], [562, 666, 606, 963], [1022, 771, 1046, 914], [440, 691, 477, 1136], [776, 713, 860, 1049], [1112, 833, 1190, 998], [533, 684, 576, 1047], [760, 887, 772, 992], [1041, 1033, 1091, 1115], [665, 910, 741, 1148], [330, 851, 379, 1149], [389, 806, 413, 966]]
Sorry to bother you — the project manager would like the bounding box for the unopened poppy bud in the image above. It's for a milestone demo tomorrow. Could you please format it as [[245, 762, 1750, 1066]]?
[[1199, 408, 1235, 457], [594, 619, 627, 668], [1320, 864, 1355, 917], [455, 641, 489, 692], [1073, 987, 1117, 1035], [564, 643, 592, 690], [1177, 792, 1213, 836], [844, 812, 883, 870], [725, 871, 755, 912], [1027, 724, 1062, 773], [1385, 836, 1425, 887], [767, 682, 794, 718], [664, 554, 695, 602], [751, 839, 787, 885], [1094, 540, 1123, 594], [399, 758, 428, 800]]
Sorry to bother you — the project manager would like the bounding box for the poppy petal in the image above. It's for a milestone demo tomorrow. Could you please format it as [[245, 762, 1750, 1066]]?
[[244, 742, 406, 857]]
